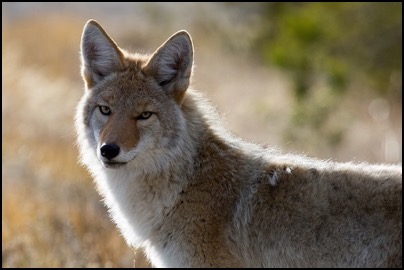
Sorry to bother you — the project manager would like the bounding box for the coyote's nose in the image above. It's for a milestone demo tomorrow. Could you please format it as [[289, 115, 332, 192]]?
[[100, 143, 120, 160]]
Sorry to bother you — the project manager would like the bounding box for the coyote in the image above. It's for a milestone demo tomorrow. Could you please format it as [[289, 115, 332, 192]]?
[[75, 19, 402, 267]]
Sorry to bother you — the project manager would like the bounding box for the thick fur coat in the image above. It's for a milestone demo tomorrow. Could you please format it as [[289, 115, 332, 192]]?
[[75, 20, 402, 267]]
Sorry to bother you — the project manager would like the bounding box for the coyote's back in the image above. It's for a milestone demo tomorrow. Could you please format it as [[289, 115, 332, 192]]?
[[75, 20, 402, 267]]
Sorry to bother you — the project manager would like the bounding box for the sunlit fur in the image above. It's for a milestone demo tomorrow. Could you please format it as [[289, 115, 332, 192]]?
[[75, 20, 402, 267]]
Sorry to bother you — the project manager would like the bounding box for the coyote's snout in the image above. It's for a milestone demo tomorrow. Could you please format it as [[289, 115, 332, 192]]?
[[75, 19, 402, 268]]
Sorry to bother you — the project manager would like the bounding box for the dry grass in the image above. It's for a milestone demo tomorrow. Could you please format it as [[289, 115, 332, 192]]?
[[2, 3, 401, 268]]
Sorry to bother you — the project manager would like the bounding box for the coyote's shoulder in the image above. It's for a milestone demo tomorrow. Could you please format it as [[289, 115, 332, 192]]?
[[75, 20, 402, 268]]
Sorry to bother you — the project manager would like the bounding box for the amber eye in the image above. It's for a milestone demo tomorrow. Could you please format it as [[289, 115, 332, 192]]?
[[99, 106, 111, 115], [138, 112, 153, 120]]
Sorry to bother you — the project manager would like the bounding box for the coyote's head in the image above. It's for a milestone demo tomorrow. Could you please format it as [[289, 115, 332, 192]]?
[[76, 20, 194, 170]]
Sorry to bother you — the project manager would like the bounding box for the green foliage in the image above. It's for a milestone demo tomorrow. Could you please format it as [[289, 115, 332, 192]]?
[[257, 2, 402, 97], [254, 2, 402, 145]]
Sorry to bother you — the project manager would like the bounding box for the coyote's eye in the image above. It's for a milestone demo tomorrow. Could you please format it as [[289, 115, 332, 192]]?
[[99, 106, 111, 115], [138, 111, 153, 120]]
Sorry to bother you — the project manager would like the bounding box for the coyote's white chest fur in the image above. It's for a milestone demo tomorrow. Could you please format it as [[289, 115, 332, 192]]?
[[75, 20, 402, 267]]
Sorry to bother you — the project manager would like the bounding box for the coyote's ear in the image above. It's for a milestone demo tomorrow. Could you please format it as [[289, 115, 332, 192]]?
[[80, 20, 124, 89], [144, 30, 193, 103]]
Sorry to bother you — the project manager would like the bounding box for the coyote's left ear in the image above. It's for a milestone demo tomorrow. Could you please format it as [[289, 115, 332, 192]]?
[[144, 30, 193, 103], [80, 20, 125, 89]]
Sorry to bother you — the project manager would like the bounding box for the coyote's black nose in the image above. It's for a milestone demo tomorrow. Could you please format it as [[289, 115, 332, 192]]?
[[100, 143, 120, 160]]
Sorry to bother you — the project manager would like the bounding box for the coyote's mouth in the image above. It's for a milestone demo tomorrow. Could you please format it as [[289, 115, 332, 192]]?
[[102, 161, 127, 169]]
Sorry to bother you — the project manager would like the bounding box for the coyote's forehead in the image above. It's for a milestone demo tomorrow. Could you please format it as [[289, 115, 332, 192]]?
[[91, 62, 170, 111]]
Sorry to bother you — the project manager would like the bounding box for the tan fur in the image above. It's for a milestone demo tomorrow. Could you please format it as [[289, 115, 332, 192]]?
[[75, 20, 402, 267]]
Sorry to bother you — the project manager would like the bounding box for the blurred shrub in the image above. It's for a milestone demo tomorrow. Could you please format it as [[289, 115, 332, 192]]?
[[254, 3, 402, 136]]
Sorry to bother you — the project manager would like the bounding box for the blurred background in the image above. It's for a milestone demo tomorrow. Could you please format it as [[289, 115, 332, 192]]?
[[2, 2, 402, 268]]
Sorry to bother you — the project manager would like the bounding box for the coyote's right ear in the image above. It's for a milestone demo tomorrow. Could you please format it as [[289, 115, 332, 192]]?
[[80, 20, 125, 89], [144, 30, 193, 103]]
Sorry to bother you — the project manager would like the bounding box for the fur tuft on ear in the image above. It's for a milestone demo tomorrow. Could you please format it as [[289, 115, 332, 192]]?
[[80, 20, 124, 88], [144, 31, 194, 102]]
